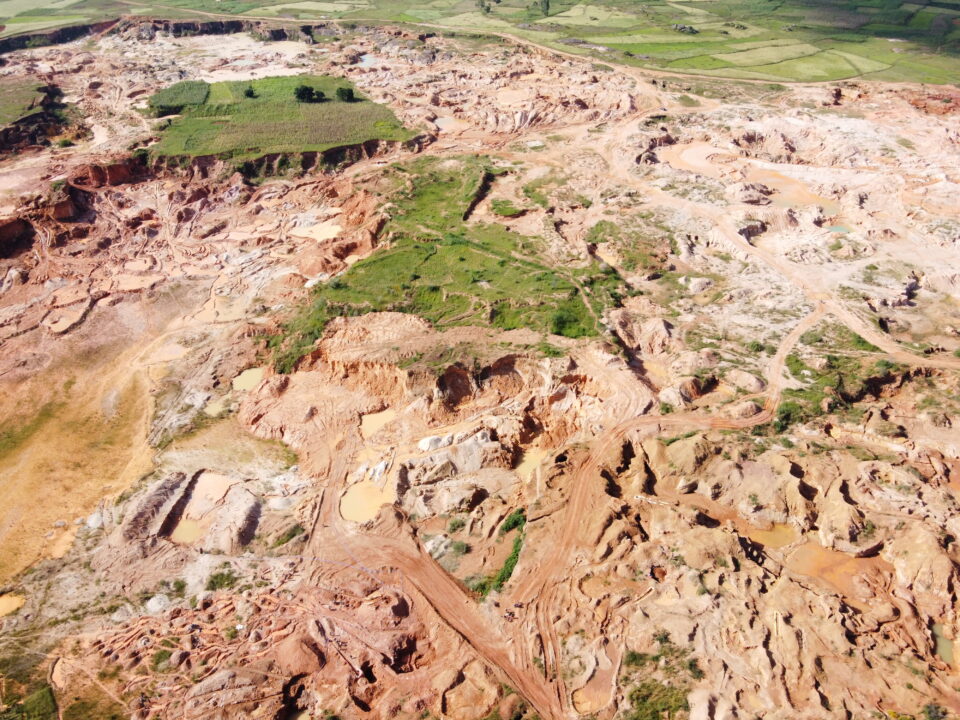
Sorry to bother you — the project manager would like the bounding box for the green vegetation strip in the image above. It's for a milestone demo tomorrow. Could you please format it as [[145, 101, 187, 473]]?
[[269, 156, 624, 372], [467, 508, 526, 597], [148, 75, 412, 160]]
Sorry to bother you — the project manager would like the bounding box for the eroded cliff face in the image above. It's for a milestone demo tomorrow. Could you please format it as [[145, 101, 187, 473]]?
[[1, 20, 960, 720]]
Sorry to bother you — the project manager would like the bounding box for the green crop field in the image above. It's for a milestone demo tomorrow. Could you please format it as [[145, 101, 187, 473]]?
[[0, 0, 957, 83], [0, 78, 45, 125], [269, 156, 625, 372], [148, 75, 412, 159]]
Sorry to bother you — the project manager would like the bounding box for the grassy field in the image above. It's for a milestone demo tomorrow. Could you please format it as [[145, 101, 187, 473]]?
[[0, 77, 46, 125], [269, 156, 625, 372], [0, 0, 957, 83], [148, 74, 412, 160]]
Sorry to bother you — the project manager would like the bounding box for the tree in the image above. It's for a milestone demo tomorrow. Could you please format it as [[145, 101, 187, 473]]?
[[539, 0, 549, 15], [294, 84, 317, 102], [335, 86, 355, 102], [930, 13, 952, 38], [244, 85, 256, 98]]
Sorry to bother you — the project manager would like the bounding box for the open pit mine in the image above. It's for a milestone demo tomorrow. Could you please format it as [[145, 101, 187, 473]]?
[[0, 11, 959, 720]]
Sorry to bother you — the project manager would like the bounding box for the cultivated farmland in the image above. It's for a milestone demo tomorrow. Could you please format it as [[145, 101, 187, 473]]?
[[0, 78, 45, 125], [2, 0, 959, 83], [148, 74, 412, 160]]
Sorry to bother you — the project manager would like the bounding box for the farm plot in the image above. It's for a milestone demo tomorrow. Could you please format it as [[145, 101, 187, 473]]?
[[0, 14, 87, 36], [712, 42, 821, 66], [149, 75, 412, 159], [0, 78, 45, 126], [249, 1, 372, 16]]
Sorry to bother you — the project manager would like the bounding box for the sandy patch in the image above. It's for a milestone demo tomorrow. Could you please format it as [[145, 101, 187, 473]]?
[[232, 367, 265, 392], [340, 478, 395, 522], [360, 408, 397, 440]]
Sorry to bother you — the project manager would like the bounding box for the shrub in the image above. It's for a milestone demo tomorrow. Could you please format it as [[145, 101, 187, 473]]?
[[336, 86, 355, 102], [500, 509, 526, 535], [205, 569, 238, 591], [274, 523, 305, 547], [624, 650, 650, 666], [447, 517, 466, 533], [295, 84, 318, 102], [626, 680, 688, 720], [152, 649, 172, 670]]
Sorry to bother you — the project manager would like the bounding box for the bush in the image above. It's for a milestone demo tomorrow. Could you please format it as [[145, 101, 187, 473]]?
[[335, 86, 355, 102], [274, 523, 306, 547], [624, 650, 650, 666], [447, 517, 466, 533], [205, 569, 238, 591], [152, 649, 172, 670], [294, 85, 326, 103], [626, 681, 689, 720], [500, 509, 526, 535]]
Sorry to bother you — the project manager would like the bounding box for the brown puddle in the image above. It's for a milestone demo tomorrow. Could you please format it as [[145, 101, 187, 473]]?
[[784, 542, 890, 610], [745, 166, 840, 215], [747, 523, 799, 549], [360, 408, 397, 440], [515, 446, 550, 482], [933, 623, 957, 671], [340, 478, 395, 523]]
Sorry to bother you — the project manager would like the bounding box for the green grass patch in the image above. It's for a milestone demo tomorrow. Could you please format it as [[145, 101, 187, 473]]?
[[273, 523, 305, 547], [490, 198, 524, 217], [0, 685, 57, 720], [0, 77, 45, 126], [148, 80, 210, 116], [269, 157, 622, 372], [777, 324, 883, 431], [149, 74, 411, 160], [468, 509, 526, 597]]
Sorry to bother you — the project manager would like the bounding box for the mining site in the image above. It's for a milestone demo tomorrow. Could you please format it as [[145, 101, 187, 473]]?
[[0, 5, 959, 720]]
